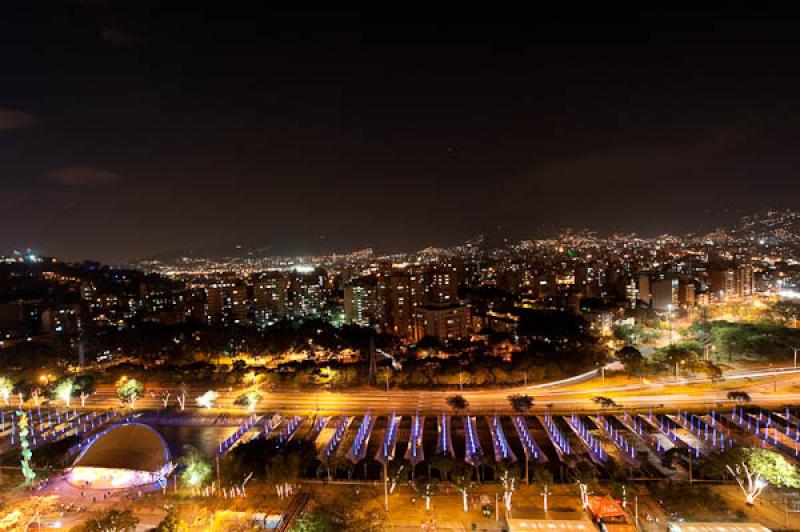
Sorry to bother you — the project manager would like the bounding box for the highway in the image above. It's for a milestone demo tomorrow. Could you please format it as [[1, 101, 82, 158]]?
[[71, 364, 800, 416]]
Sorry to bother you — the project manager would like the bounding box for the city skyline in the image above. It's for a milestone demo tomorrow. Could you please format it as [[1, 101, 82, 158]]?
[[4, 6, 800, 261], [5, 7, 800, 529]]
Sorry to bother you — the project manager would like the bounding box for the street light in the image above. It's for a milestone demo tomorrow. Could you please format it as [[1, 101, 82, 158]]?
[[540, 484, 552, 513], [667, 304, 674, 346]]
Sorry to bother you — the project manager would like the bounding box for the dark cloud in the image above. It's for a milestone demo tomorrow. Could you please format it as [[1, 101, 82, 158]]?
[[0, 109, 36, 131], [100, 27, 140, 48], [47, 165, 124, 187]]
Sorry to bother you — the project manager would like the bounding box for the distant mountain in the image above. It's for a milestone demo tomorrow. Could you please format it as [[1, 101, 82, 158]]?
[[138, 239, 273, 262], [132, 209, 800, 265], [732, 209, 800, 244], [136, 235, 390, 263]]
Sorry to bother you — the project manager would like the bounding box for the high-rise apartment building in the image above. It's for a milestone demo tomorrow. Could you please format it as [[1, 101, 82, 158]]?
[[344, 276, 381, 327], [678, 280, 696, 308], [291, 275, 325, 318], [412, 304, 470, 343], [638, 273, 651, 306], [708, 265, 754, 301], [253, 273, 290, 325], [428, 267, 459, 305], [383, 272, 413, 337], [650, 276, 679, 311], [206, 283, 249, 326]]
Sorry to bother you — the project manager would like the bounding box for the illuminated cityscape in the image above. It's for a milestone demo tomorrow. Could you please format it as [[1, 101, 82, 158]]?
[[4, 5, 800, 532]]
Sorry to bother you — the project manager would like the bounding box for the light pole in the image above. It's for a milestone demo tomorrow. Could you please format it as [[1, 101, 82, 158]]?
[[578, 483, 589, 509], [541, 484, 552, 513], [667, 304, 674, 346], [383, 462, 389, 512], [794, 347, 798, 370]]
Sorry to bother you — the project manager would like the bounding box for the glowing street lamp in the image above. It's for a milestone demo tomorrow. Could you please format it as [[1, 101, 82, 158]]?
[[667, 304, 674, 346]]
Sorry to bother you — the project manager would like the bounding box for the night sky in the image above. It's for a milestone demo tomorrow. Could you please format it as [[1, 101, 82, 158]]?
[[3, 5, 800, 262]]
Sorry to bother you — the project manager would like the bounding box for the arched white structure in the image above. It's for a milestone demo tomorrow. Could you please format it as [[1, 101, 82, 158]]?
[[68, 422, 172, 489]]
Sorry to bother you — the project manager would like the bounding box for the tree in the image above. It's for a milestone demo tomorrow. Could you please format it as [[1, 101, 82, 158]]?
[[700, 361, 723, 382], [507, 394, 534, 413], [566, 461, 598, 488], [616, 346, 644, 379], [699, 446, 746, 480], [414, 476, 439, 511], [660, 344, 700, 375], [451, 463, 473, 512], [178, 445, 212, 489], [13, 379, 34, 404], [116, 379, 144, 409], [153, 507, 180, 532], [74, 374, 96, 406], [267, 453, 301, 499], [727, 448, 800, 504], [691, 310, 714, 347], [445, 394, 469, 415], [0, 376, 12, 406], [75, 509, 139, 532], [196, 390, 219, 409], [529, 462, 553, 485], [612, 323, 657, 346], [429, 453, 456, 481], [177, 382, 190, 410], [234, 390, 263, 412], [648, 482, 728, 518], [53, 378, 75, 407], [727, 391, 751, 403], [592, 396, 618, 408], [769, 300, 800, 325], [497, 460, 519, 514], [290, 498, 382, 532], [290, 509, 339, 532], [0, 495, 58, 530], [661, 447, 683, 469], [387, 461, 409, 494]]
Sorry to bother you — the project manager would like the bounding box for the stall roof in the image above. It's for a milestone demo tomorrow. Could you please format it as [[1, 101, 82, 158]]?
[[507, 518, 597, 531], [587, 496, 626, 519], [668, 523, 770, 532]]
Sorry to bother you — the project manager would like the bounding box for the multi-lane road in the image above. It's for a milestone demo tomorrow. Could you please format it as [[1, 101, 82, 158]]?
[[75, 364, 800, 416]]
